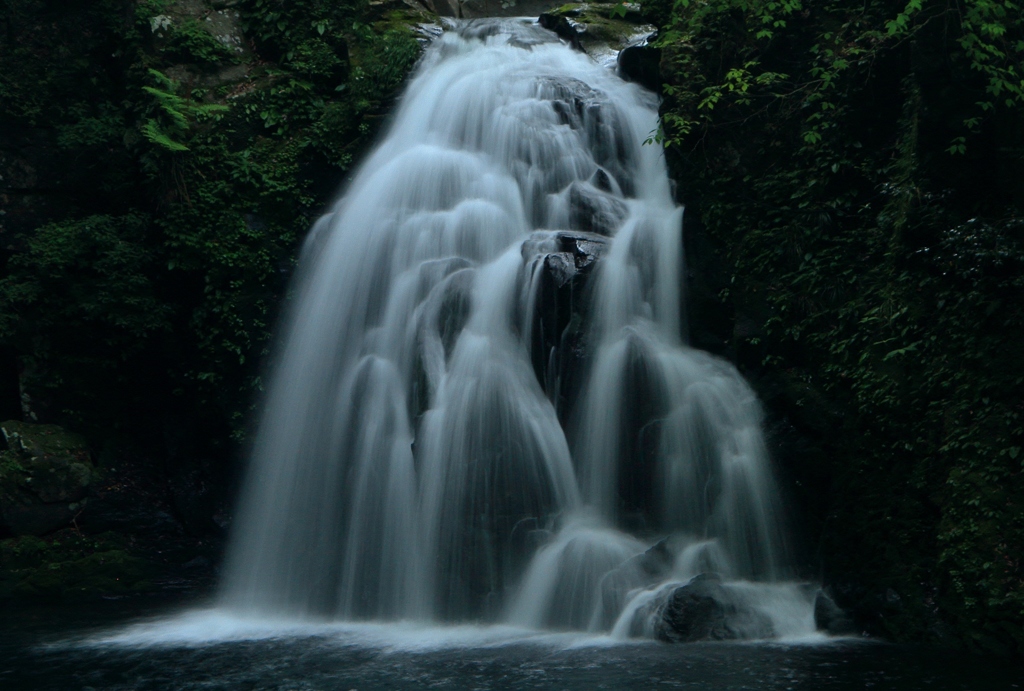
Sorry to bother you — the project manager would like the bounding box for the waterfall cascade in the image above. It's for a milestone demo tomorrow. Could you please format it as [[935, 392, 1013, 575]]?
[[222, 18, 815, 639]]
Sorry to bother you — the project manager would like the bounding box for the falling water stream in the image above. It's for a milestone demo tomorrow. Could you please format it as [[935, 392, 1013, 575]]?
[[6, 16, 1024, 691], [220, 17, 810, 639], [7, 18, 1024, 691]]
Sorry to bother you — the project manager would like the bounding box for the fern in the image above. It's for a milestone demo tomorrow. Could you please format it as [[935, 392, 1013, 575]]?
[[142, 119, 189, 152], [140, 69, 228, 153]]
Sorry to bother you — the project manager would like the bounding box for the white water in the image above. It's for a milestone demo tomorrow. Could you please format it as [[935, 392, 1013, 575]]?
[[220, 18, 814, 640]]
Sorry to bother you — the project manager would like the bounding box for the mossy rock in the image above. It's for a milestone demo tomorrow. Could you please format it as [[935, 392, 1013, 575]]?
[[0, 531, 154, 599], [0, 421, 97, 536], [1, 420, 89, 461], [539, 3, 654, 59], [424, 0, 563, 19]]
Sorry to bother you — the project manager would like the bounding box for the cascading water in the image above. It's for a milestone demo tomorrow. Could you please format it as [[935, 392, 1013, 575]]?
[[221, 18, 815, 639]]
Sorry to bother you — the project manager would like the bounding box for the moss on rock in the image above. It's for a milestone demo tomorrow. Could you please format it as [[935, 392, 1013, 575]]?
[[0, 421, 97, 536], [0, 530, 154, 599], [539, 3, 653, 58]]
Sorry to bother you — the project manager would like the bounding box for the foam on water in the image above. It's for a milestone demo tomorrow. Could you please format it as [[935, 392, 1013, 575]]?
[[70, 610, 646, 652], [69, 609, 834, 652]]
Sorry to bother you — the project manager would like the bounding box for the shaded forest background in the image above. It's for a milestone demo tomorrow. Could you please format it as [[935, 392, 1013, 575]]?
[[0, 0, 1021, 656]]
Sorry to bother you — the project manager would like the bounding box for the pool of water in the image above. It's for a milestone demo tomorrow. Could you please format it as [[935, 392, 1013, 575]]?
[[1, 597, 1021, 690]]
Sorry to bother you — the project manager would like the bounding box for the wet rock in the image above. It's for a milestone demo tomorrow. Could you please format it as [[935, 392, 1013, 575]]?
[[538, 12, 585, 52], [595, 539, 673, 629], [528, 232, 607, 420], [814, 588, 857, 635], [642, 573, 776, 643], [542, 76, 601, 129], [568, 181, 629, 236], [538, 4, 655, 59], [535, 78, 637, 198], [632, 539, 674, 576], [543, 252, 577, 288], [542, 230, 608, 286], [427, 0, 565, 18], [459, 0, 566, 19], [0, 421, 97, 536], [617, 41, 661, 93], [593, 169, 614, 195]]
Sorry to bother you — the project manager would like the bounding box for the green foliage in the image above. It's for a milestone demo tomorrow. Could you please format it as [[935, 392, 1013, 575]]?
[[0, 531, 152, 599], [656, 0, 1023, 151], [0, 0, 133, 125], [0, 215, 170, 426], [0, 214, 169, 348], [288, 38, 344, 79], [163, 17, 239, 65], [0, 0, 424, 449], [242, 0, 365, 61], [609, 2, 630, 19], [140, 69, 228, 153], [655, 0, 1024, 655], [350, 28, 421, 104]]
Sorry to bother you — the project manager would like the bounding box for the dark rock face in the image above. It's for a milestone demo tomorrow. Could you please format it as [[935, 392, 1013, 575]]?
[[528, 231, 608, 423], [568, 181, 629, 236], [595, 538, 674, 629], [538, 4, 654, 57], [0, 421, 96, 536], [538, 12, 585, 52], [617, 42, 661, 93], [813, 588, 857, 635], [537, 75, 637, 199], [633, 573, 776, 642]]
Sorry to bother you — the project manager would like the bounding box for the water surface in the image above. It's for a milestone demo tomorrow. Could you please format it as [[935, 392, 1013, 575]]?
[[1, 598, 1020, 690]]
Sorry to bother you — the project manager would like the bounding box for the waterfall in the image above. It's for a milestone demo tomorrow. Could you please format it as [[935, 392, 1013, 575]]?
[[221, 18, 809, 637]]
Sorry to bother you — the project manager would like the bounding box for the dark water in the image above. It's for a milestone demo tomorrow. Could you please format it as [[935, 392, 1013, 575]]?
[[1, 597, 1021, 690]]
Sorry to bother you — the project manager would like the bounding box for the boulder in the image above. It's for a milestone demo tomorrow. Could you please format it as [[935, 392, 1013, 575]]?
[[424, 0, 566, 18], [538, 4, 655, 61], [460, 0, 566, 18], [538, 12, 585, 52], [527, 231, 608, 421], [0, 421, 96, 536], [813, 588, 858, 635], [617, 41, 661, 93], [568, 181, 629, 236], [595, 538, 673, 629], [633, 573, 776, 642]]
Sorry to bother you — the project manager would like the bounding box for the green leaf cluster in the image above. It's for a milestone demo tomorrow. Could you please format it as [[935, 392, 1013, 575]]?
[[654, 0, 1024, 654], [162, 17, 240, 66], [0, 0, 424, 454]]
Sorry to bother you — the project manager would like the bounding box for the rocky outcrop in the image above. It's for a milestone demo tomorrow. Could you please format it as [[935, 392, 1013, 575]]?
[[617, 39, 661, 92], [658, 574, 775, 642], [424, 0, 564, 19], [527, 231, 607, 422], [538, 4, 655, 65], [629, 573, 776, 642], [0, 421, 96, 536], [595, 538, 673, 629], [568, 181, 629, 236], [813, 588, 857, 635]]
